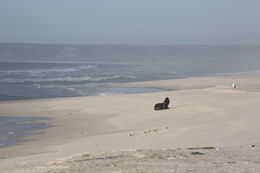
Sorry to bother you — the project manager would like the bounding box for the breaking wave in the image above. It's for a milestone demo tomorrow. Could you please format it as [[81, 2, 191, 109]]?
[[0, 61, 181, 101], [0, 65, 98, 74], [0, 75, 137, 84]]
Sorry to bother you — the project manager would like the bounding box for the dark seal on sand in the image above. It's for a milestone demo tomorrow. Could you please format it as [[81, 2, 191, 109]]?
[[154, 97, 170, 111]]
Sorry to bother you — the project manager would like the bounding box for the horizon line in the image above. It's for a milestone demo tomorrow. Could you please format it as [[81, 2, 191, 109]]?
[[0, 42, 259, 46]]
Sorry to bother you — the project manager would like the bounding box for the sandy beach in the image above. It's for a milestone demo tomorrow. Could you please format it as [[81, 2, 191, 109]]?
[[0, 71, 260, 173]]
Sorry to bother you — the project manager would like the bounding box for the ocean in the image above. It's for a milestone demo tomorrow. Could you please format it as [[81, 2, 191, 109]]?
[[0, 61, 196, 101], [1, 44, 260, 102], [0, 116, 52, 148]]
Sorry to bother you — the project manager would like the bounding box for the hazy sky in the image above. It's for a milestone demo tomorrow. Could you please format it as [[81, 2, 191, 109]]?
[[1, 0, 260, 44]]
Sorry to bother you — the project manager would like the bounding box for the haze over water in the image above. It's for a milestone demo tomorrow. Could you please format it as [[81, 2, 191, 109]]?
[[1, 44, 260, 101]]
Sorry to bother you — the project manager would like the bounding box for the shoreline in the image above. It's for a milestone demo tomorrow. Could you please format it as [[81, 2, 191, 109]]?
[[0, 71, 260, 172], [0, 86, 169, 103]]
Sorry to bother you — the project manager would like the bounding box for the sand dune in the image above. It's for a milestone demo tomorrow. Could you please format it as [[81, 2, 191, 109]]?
[[0, 71, 260, 173]]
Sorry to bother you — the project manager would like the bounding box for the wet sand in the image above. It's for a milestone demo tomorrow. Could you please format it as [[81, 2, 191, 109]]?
[[0, 71, 260, 172]]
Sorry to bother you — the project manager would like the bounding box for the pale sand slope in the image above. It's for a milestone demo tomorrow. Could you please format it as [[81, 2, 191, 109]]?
[[0, 71, 260, 172]]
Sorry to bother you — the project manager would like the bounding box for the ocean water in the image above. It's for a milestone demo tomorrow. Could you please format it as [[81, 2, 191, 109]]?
[[0, 62, 195, 101], [0, 116, 52, 148]]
